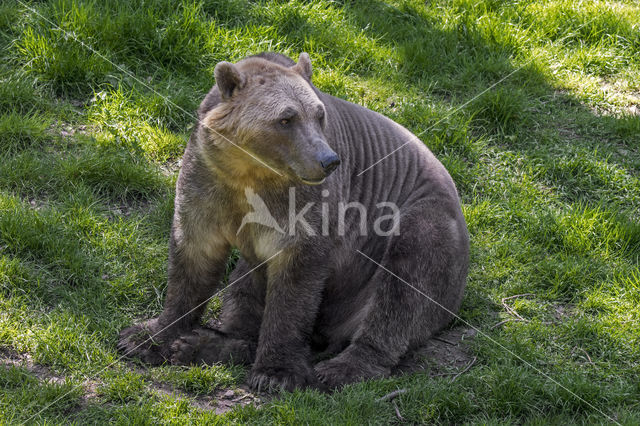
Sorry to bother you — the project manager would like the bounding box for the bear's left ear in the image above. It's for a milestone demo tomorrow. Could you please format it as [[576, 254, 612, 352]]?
[[293, 52, 313, 81], [214, 61, 246, 99]]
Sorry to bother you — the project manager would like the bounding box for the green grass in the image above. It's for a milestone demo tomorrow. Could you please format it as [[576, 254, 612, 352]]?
[[0, 0, 639, 423]]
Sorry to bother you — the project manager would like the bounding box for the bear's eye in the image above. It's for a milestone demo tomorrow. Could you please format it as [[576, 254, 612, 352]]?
[[277, 107, 297, 126]]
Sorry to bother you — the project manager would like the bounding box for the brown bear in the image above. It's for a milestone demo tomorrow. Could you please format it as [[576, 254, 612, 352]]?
[[118, 52, 469, 391]]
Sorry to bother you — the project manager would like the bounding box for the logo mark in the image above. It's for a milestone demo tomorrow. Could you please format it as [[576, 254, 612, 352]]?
[[237, 187, 285, 235]]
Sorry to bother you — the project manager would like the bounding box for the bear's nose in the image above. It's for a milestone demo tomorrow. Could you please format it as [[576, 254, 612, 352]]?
[[320, 153, 341, 174]]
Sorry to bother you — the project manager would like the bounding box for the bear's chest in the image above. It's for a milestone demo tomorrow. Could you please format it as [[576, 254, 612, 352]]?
[[216, 192, 290, 263], [224, 224, 288, 265]]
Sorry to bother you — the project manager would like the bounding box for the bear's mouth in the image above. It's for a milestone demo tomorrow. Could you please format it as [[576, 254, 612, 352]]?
[[299, 176, 326, 185]]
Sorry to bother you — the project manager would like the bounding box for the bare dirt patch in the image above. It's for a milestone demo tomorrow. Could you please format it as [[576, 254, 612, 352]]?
[[393, 326, 477, 376], [2, 329, 477, 416], [595, 78, 640, 117], [551, 303, 575, 322], [0, 346, 99, 399], [1, 346, 261, 415], [48, 121, 95, 140], [147, 381, 260, 414], [2, 347, 69, 386], [124, 359, 262, 414], [210, 386, 261, 415]]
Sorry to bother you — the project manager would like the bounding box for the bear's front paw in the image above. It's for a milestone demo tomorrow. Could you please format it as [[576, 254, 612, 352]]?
[[170, 327, 256, 366], [170, 327, 225, 366], [117, 318, 175, 365], [169, 332, 202, 366], [248, 363, 319, 393]]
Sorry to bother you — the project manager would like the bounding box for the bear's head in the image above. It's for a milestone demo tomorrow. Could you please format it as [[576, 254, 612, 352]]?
[[197, 53, 340, 186]]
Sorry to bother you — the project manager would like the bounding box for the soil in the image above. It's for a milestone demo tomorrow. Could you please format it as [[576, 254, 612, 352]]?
[[1, 326, 477, 415]]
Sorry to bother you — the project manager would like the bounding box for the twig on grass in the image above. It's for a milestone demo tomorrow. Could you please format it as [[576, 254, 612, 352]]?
[[501, 293, 536, 301], [393, 400, 405, 421], [432, 336, 457, 346], [450, 356, 477, 383], [493, 293, 535, 329], [431, 372, 453, 377], [491, 318, 526, 329], [501, 293, 535, 322], [377, 389, 407, 422], [376, 389, 407, 402], [577, 347, 594, 364]]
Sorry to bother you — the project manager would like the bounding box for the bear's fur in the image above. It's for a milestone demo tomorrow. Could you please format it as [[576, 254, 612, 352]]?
[[118, 52, 469, 391]]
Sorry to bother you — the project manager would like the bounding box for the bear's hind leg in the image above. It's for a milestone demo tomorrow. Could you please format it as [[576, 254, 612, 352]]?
[[315, 206, 468, 389]]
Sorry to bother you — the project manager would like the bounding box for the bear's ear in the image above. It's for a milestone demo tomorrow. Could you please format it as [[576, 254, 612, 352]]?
[[293, 52, 313, 81], [214, 61, 246, 99]]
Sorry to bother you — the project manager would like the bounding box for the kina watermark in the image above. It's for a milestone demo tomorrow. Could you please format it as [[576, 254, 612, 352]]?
[[237, 187, 400, 237]]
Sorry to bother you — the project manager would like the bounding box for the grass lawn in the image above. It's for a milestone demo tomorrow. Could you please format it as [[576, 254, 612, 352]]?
[[1, 0, 639, 423]]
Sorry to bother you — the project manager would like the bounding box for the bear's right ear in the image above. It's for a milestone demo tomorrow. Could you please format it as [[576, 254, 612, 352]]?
[[293, 52, 313, 81], [214, 61, 246, 99]]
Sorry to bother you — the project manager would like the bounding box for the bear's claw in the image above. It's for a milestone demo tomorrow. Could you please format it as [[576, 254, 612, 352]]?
[[315, 354, 390, 390], [248, 363, 320, 393]]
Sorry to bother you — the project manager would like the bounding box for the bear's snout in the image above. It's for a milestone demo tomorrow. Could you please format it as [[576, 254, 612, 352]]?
[[319, 151, 341, 175], [294, 142, 340, 185], [310, 138, 340, 176]]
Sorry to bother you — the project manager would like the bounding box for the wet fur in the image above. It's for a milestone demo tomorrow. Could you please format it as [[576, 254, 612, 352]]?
[[118, 52, 469, 391]]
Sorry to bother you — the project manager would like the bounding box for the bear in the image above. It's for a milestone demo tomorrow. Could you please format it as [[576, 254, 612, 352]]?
[[118, 52, 469, 391]]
